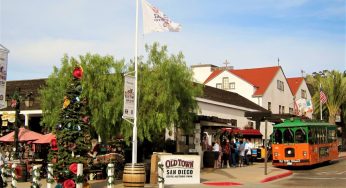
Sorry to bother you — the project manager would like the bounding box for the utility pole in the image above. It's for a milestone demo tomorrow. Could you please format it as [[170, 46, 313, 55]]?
[[264, 120, 268, 175]]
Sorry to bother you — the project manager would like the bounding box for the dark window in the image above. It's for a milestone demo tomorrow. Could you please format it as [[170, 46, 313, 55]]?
[[283, 128, 294, 143], [274, 129, 282, 144], [295, 129, 306, 143]]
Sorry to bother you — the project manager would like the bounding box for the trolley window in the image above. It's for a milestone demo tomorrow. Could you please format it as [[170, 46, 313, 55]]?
[[295, 128, 307, 143], [273, 129, 282, 144], [283, 128, 294, 143]]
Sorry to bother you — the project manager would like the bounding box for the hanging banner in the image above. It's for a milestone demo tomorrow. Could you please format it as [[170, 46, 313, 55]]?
[[123, 75, 135, 119], [0, 46, 9, 109]]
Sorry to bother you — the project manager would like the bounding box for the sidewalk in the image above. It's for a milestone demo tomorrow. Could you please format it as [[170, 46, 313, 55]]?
[[12, 162, 289, 188], [13, 152, 346, 188]]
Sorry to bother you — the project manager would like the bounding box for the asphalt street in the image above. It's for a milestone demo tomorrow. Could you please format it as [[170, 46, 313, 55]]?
[[267, 158, 346, 188]]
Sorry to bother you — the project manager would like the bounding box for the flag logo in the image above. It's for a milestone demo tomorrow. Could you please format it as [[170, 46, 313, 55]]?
[[142, 0, 182, 34], [320, 89, 327, 104]]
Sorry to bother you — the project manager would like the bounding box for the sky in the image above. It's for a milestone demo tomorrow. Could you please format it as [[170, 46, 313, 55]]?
[[0, 0, 345, 81]]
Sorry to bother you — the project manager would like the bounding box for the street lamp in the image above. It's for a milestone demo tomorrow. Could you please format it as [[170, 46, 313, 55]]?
[[24, 92, 34, 107], [9, 88, 22, 160]]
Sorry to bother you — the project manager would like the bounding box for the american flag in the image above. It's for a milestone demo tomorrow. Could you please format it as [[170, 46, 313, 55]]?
[[320, 88, 327, 104]]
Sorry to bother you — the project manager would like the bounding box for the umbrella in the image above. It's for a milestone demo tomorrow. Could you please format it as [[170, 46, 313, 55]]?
[[33, 133, 56, 144], [0, 127, 44, 142]]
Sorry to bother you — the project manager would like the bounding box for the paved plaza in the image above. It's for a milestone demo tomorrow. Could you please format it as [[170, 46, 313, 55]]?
[[9, 152, 346, 188]]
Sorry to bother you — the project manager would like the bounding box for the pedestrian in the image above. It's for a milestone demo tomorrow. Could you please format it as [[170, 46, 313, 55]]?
[[238, 140, 245, 167], [222, 139, 230, 168], [247, 139, 254, 165], [235, 138, 240, 166], [212, 140, 220, 168], [244, 139, 250, 165], [230, 140, 237, 167]]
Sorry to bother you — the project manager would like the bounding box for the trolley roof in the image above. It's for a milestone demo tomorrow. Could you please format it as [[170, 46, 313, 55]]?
[[273, 118, 336, 128]]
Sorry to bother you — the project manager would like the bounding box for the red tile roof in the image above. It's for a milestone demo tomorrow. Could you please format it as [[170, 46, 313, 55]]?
[[230, 66, 281, 96], [287, 77, 304, 96], [203, 69, 224, 84], [203, 66, 281, 96]]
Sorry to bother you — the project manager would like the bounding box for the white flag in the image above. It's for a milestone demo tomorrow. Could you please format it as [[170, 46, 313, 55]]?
[[142, 0, 181, 34]]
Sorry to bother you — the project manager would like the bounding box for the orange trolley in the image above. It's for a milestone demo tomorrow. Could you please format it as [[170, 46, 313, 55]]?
[[272, 118, 338, 166]]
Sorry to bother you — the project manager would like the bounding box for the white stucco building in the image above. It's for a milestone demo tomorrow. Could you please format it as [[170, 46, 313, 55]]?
[[287, 77, 313, 119]]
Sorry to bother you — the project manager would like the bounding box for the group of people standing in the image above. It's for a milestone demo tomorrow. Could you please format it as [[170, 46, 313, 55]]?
[[212, 138, 255, 168]]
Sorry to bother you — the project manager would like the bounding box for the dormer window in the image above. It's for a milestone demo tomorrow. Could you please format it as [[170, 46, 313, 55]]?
[[277, 80, 284, 91], [230, 82, 235, 89], [301, 89, 307, 99], [223, 77, 229, 90], [216, 83, 222, 89]]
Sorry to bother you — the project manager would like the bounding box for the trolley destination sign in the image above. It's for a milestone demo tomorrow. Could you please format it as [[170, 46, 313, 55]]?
[[161, 155, 200, 184]]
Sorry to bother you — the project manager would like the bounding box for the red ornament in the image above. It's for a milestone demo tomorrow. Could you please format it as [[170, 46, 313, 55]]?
[[73, 66, 83, 79], [82, 116, 89, 124], [69, 163, 78, 174], [63, 179, 76, 188], [11, 99, 17, 108], [51, 138, 58, 151]]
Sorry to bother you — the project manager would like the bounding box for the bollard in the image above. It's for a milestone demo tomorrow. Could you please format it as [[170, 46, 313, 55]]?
[[158, 161, 164, 188], [11, 163, 17, 188], [47, 164, 54, 188], [1, 164, 6, 186], [76, 163, 83, 188], [107, 163, 115, 188], [32, 165, 41, 188]]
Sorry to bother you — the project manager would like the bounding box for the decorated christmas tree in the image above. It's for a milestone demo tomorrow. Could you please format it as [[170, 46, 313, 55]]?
[[48, 66, 91, 187]]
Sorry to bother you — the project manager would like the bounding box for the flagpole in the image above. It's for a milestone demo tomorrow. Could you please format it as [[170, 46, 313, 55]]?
[[320, 83, 322, 121], [132, 0, 139, 165]]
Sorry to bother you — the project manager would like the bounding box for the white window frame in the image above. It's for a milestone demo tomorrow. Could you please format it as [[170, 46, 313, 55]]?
[[222, 77, 229, 90], [229, 82, 235, 89]]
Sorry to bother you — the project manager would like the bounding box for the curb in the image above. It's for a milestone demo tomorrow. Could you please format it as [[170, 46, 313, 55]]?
[[260, 171, 293, 183], [202, 182, 243, 186]]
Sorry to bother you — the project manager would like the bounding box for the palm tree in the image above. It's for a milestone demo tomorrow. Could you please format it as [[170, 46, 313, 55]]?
[[310, 70, 346, 124], [321, 71, 346, 124]]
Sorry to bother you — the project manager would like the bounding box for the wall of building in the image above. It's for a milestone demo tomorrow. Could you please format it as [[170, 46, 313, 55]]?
[[294, 80, 313, 118], [205, 71, 258, 105], [261, 71, 294, 114], [191, 65, 216, 83], [197, 100, 254, 129]]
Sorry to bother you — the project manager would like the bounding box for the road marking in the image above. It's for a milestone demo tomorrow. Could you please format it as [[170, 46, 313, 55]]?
[[336, 171, 346, 175], [296, 177, 334, 180]]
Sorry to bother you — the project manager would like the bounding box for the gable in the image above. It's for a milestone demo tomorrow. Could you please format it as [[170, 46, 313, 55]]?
[[287, 77, 304, 96], [230, 66, 280, 96], [203, 69, 224, 84]]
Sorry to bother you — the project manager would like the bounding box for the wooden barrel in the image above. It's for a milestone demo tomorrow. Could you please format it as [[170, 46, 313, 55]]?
[[203, 151, 215, 168], [123, 163, 146, 187]]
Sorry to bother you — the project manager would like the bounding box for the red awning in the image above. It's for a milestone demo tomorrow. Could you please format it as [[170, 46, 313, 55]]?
[[0, 127, 44, 142], [240, 129, 262, 136], [221, 128, 262, 136], [33, 133, 56, 144]]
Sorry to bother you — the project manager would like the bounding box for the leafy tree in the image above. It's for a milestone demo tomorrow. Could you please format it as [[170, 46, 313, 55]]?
[[306, 70, 346, 149], [307, 70, 346, 124], [40, 54, 126, 140], [40, 44, 201, 146], [120, 43, 202, 141]]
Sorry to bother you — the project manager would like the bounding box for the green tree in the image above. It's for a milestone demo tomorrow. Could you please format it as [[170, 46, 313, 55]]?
[[40, 54, 126, 140], [307, 70, 346, 149], [307, 70, 346, 124], [120, 43, 202, 141], [40, 44, 201, 144], [47, 65, 91, 182]]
